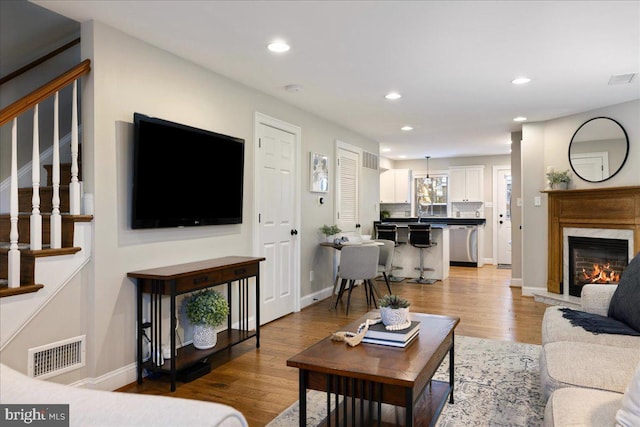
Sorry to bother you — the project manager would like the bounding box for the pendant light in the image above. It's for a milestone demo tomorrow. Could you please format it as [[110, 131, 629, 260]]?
[[425, 156, 431, 179]]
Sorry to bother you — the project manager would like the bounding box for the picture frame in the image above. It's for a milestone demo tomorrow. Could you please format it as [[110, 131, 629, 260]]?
[[309, 152, 329, 193]]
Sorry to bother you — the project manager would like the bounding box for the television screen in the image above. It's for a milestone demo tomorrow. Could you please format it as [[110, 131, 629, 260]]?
[[132, 113, 244, 229]]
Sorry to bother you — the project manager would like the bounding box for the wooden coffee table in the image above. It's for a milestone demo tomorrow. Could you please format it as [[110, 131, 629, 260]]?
[[287, 312, 460, 426]]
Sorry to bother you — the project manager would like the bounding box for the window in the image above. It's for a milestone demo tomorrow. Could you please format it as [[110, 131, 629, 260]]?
[[414, 174, 448, 217]]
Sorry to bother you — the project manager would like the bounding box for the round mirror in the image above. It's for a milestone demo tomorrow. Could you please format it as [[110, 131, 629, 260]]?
[[568, 117, 629, 183]]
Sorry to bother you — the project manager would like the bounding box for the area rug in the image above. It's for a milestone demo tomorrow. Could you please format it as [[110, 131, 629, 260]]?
[[267, 336, 544, 426]]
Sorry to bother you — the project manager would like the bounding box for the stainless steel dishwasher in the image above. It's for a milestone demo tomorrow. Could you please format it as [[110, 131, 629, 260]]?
[[450, 225, 478, 266]]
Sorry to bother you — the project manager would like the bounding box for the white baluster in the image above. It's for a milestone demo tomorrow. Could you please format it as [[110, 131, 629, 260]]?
[[30, 104, 42, 250], [50, 92, 61, 249], [69, 80, 80, 215], [8, 118, 21, 288]]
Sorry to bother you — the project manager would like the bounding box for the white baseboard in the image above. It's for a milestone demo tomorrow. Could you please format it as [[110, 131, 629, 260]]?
[[70, 362, 137, 391], [510, 278, 522, 287], [300, 285, 333, 309]]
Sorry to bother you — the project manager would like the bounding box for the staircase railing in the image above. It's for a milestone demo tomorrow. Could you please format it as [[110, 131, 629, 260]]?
[[0, 59, 91, 289]]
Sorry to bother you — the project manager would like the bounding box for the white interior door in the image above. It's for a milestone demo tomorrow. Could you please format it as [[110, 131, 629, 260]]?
[[256, 118, 298, 324], [570, 152, 608, 182], [335, 142, 360, 234], [496, 168, 512, 266]]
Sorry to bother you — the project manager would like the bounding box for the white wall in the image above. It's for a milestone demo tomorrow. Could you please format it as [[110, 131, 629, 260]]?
[[1, 19, 380, 384], [520, 100, 640, 295]]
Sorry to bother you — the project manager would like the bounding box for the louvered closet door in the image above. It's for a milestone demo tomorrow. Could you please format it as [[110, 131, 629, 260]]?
[[336, 145, 359, 233]]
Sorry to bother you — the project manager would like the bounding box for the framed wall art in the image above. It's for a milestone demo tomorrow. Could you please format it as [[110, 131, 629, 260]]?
[[309, 152, 329, 193]]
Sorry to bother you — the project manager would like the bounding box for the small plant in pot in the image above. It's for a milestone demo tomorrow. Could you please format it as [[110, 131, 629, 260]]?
[[378, 294, 411, 330], [546, 169, 571, 190], [184, 289, 229, 350], [320, 224, 342, 242]]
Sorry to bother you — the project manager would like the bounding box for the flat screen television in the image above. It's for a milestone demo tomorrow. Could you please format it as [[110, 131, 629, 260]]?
[[132, 113, 244, 229]]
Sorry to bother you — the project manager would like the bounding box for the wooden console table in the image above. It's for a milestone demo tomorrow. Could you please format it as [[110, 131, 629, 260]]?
[[128, 256, 265, 391]]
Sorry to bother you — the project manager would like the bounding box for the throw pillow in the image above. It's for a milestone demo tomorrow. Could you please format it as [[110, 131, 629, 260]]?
[[608, 253, 640, 332], [616, 362, 640, 427]]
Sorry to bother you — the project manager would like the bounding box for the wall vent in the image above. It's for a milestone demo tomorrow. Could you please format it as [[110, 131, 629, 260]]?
[[608, 73, 637, 85], [363, 151, 379, 170], [28, 335, 86, 379]]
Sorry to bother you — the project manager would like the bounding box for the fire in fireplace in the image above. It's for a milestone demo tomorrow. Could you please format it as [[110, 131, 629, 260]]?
[[568, 236, 628, 297]]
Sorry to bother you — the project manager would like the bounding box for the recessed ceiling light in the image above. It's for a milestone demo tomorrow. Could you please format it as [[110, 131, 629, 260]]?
[[385, 92, 402, 100], [513, 116, 528, 122], [512, 77, 531, 85], [267, 41, 290, 53], [401, 125, 413, 131], [381, 148, 391, 152], [398, 155, 407, 159]]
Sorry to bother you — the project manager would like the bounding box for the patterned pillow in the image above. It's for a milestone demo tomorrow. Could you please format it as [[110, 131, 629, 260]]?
[[608, 253, 640, 332], [616, 362, 640, 427]]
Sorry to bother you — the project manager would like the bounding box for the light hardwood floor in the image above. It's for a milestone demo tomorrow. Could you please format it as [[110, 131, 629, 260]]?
[[119, 265, 548, 426]]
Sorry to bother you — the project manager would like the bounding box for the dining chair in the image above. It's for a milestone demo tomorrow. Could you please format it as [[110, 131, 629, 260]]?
[[375, 239, 395, 295], [375, 224, 404, 281], [333, 245, 381, 314]]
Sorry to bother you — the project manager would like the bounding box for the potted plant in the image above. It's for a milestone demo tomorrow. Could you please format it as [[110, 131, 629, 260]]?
[[184, 289, 229, 350], [378, 294, 411, 329], [320, 224, 342, 242], [546, 169, 571, 190]]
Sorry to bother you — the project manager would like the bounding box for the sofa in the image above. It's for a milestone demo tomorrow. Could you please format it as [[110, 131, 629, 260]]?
[[540, 276, 640, 426], [0, 363, 248, 427]]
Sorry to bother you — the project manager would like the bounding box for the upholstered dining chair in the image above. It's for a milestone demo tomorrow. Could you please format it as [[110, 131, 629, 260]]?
[[375, 224, 404, 281], [333, 245, 381, 314]]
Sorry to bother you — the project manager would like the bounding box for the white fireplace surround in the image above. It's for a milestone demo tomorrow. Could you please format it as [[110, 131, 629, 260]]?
[[563, 227, 635, 298]]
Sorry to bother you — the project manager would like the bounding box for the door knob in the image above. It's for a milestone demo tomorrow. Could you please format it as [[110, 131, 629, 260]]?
[[499, 221, 503, 224], [290, 229, 298, 236]]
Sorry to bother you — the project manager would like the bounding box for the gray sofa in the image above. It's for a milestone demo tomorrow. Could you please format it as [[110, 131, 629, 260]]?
[[540, 284, 640, 426], [0, 363, 248, 427]]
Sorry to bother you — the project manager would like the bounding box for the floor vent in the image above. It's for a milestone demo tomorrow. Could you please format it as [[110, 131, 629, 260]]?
[[28, 335, 86, 379], [363, 151, 379, 170]]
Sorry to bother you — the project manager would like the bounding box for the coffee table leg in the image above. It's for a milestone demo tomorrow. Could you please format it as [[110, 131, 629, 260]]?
[[449, 334, 455, 404], [299, 370, 307, 427]]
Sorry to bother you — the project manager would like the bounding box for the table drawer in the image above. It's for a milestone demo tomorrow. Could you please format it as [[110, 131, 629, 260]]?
[[175, 271, 223, 293], [221, 263, 259, 282]]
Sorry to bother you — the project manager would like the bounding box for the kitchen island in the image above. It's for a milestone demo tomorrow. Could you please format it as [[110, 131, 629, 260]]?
[[374, 217, 487, 281]]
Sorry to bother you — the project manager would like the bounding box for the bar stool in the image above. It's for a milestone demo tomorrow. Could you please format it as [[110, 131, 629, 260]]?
[[375, 224, 404, 282], [408, 224, 436, 284]]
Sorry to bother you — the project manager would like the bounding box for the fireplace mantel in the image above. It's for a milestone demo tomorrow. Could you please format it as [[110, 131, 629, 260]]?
[[544, 186, 640, 294]]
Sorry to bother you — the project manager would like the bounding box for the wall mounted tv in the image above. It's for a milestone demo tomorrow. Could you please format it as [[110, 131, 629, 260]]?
[[132, 113, 244, 229]]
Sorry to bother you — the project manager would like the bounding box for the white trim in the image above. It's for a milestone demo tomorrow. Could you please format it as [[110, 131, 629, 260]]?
[[492, 165, 511, 265], [70, 362, 138, 391], [510, 277, 522, 287], [300, 285, 334, 310], [253, 112, 302, 315]]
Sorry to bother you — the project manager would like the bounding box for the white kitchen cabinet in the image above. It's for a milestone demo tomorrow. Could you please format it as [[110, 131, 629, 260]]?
[[449, 166, 484, 202], [380, 169, 412, 203]]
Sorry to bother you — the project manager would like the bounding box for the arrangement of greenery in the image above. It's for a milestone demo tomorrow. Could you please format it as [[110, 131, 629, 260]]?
[[320, 224, 342, 236], [380, 210, 391, 219], [379, 294, 410, 309], [184, 289, 229, 327], [546, 169, 571, 184]]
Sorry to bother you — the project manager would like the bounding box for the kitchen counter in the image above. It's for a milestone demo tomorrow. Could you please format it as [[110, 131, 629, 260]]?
[[378, 217, 486, 226]]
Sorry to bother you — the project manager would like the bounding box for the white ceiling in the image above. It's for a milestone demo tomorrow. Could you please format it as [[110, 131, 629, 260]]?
[[31, 0, 640, 160]]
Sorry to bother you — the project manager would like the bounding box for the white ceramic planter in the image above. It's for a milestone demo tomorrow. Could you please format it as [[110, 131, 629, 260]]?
[[192, 324, 218, 350], [380, 307, 410, 328]]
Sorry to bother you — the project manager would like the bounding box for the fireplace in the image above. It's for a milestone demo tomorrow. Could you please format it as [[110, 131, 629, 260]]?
[[567, 236, 628, 297]]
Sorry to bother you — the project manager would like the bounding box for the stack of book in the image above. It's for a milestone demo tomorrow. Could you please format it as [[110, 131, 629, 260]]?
[[362, 321, 420, 347]]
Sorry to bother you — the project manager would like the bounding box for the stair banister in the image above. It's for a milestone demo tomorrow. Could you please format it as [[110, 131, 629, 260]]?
[[31, 105, 42, 250], [69, 81, 80, 215], [8, 119, 20, 287], [50, 92, 61, 249]]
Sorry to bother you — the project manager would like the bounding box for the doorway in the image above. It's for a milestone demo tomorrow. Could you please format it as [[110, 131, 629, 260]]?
[[254, 113, 301, 324], [494, 166, 512, 267]]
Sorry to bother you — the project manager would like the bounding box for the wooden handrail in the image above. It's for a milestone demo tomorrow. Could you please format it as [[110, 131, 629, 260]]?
[[0, 38, 81, 86], [0, 59, 91, 127]]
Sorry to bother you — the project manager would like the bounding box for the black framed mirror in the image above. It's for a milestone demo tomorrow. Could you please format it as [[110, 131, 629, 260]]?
[[568, 117, 629, 183]]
